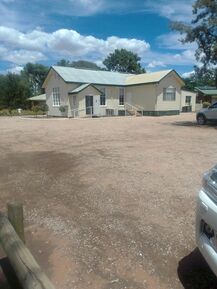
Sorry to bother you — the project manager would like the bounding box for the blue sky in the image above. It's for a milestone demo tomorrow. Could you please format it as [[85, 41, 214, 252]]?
[[0, 0, 197, 77]]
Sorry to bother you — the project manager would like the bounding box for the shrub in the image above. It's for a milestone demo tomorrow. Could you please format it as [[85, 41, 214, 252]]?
[[59, 105, 66, 113], [32, 105, 41, 117], [39, 103, 49, 114], [202, 102, 211, 108]]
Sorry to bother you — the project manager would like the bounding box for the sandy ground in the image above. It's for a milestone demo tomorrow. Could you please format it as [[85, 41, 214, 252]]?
[[0, 113, 217, 289]]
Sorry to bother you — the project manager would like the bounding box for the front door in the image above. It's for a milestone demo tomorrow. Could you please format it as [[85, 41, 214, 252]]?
[[85, 95, 93, 115]]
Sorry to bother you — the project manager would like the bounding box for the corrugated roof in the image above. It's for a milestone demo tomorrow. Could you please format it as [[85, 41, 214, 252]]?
[[28, 94, 46, 101], [70, 83, 90, 93], [195, 87, 217, 95], [69, 83, 103, 94], [125, 70, 172, 85], [53, 66, 131, 86], [52, 66, 182, 86]]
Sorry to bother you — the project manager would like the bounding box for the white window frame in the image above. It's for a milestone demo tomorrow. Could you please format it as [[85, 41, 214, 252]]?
[[52, 87, 60, 107], [73, 95, 76, 106], [185, 95, 191, 104], [100, 87, 106, 106], [163, 87, 176, 101], [119, 87, 125, 106]]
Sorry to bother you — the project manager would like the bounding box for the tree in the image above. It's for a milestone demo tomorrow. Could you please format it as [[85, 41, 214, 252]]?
[[0, 73, 31, 109], [72, 60, 103, 70], [56, 59, 103, 70], [56, 59, 71, 67], [21, 63, 49, 96], [183, 66, 216, 90], [103, 49, 146, 74], [171, 0, 217, 87]]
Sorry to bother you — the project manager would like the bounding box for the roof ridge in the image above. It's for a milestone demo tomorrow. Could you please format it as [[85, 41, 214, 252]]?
[[52, 65, 133, 75]]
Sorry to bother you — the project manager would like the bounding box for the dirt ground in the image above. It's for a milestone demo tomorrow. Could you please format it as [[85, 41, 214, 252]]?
[[0, 113, 217, 289]]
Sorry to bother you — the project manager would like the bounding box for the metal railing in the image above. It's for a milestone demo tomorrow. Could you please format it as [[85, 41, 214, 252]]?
[[124, 102, 145, 116], [71, 106, 93, 118], [71, 104, 145, 118]]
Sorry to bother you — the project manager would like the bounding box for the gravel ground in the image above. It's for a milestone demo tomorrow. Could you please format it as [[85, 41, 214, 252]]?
[[0, 113, 217, 289]]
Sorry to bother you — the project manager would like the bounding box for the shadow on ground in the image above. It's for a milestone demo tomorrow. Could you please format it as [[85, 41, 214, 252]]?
[[178, 248, 217, 289], [171, 121, 217, 128], [0, 257, 22, 289]]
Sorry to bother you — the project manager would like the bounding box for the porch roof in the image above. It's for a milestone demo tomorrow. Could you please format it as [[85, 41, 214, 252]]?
[[195, 87, 217, 96], [68, 83, 103, 94], [28, 94, 46, 101]]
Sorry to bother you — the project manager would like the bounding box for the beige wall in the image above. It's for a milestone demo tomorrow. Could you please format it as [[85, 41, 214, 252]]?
[[74, 86, 101, 117], [45, 69, 78, 117], [95, 85, 122, 111], [181, 90, 197, 111], [45, 68, 185, 117], [125, 84, 157, 110], [156, 72, 182, 112]]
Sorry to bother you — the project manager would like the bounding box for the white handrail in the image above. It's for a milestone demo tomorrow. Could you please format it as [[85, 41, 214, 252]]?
[[71, 106, 93, 118], [124, 102, 144, 116], [124, 102, 138, 111], [71, 104, 144, 118]]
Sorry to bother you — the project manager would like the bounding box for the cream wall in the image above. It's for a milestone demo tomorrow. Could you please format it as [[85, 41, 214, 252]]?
[[95, 85, 123, 111], [125, 84, 157, 110], [45, 69, 78, 116], [74, 86, 101, 117], [181, 90, 197, 111], [156, 72, 182, 112], [44, 68, 184, 117]]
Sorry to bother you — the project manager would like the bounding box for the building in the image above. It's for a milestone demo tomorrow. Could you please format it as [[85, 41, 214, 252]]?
[[42, 66, 186, 118], [180, 89, 197, 112], [28, 94, 46, 107], [195, 87, 217, 104]]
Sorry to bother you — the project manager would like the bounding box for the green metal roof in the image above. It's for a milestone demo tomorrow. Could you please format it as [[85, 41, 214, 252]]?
[[28, 94, 46, 101], [69, 83, 103, 94], [52, 66, 131, 86], [195, 87, 217, 96], [51, 66, 179, 86]]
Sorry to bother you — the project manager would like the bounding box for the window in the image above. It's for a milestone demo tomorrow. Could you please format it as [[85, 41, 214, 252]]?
[[73, 95, 76, 106], [100, 88, 106, 105], [52, 87, 60, 106], [185, 95, 191, 104], [163, 87, 176, 101], [119, 88, 125, 105]]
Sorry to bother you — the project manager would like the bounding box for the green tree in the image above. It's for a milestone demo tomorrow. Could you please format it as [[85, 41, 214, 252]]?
[[103, 49, 146, 74], [171, 0, 217, 87], [21, 63, 49, 96], [56, 59, 103, 70], [56, 59, 71, 67], [0, 73, 31, 109], [183, 66, 216, 90], [71, 60, 103, 70]]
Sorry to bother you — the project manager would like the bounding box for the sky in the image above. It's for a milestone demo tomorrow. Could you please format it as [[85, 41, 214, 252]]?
[[0, 0, 197, 77]]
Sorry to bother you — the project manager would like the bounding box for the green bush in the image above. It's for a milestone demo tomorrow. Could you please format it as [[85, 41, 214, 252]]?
[[202, 102, 211, 108], [40, 103, 49, 113], [59, 105, 67, 113], [0, 108, 46, 116]]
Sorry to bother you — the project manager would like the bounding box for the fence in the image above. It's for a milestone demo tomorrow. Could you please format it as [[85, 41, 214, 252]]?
[[0, 203, 55, 289]]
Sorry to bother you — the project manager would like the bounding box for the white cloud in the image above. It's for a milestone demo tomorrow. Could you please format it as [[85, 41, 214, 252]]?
[[156, 32, 196, 50], [143, 49, 196, 70], [0, 26, 150, 65], [7, 66, 24, 74], [0, 46, 46, 65], [147, 61, 166, 69], [182, 70, 195, 78], [66, 0, 107, 15], [0, 25, 198, 70], [143, 0, 194, 22]]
